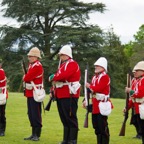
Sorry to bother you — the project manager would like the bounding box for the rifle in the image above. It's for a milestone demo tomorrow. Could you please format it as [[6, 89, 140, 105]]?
[[21, 57, 27, 96], [119, 73, 131, 136], [44, 60, 61, 111], [83, 64, 91, 128], [21, 57, 27, 74], [45, 87, 55, 111]]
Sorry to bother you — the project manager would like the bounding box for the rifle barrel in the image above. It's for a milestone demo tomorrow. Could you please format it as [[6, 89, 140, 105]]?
[[21, 58, 27, 96]]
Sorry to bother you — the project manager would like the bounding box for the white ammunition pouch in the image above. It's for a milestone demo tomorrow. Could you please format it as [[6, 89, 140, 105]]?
[[55, 82, 67, 88], [25, 83, 33, 90], [93, 93, 109, 101], [0, 87, 6, 105], [68, 82, 81, 94], [55, 81, 81, 95], [135, 98, 144, 103], [31, 81, 46, 102], [25, 83, 43, 90], [139, 103, 144, 119]]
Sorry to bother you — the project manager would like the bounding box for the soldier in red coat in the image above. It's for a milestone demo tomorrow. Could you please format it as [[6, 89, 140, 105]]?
[[23, 47, 44, 141], [49, 45, 81, 144], [0, 59, 8, 136], [125, 61, 144, 144], [129, 68, 142, 139], [83, 57, 113, 144]]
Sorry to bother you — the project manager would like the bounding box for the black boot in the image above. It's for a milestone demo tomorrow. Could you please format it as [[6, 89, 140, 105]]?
[[68, 128, 78, 144], [101, 135, 109, 144], [31, 127, 41, 141], [0, 123, 6, 136], [133, 126, 142, 139], [142, 136, 144, 144], [0, 130, 5, 136], [24, 127, 35, 140], [96, 135, 101, 144], [59, 127, 69, 144]]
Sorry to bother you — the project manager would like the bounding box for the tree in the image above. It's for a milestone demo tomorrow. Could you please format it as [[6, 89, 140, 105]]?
[[0, 0, 106, 92], [1, 0, 106, 58], [102, 27, 129, 98], [124, 24, 144, 68]]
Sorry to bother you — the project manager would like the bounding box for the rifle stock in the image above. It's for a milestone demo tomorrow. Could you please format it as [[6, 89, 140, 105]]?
[[83, 111, 89, 128], [119, 104, 129, 136], [119, 73, 131, 136], [45, 90, 55, 111]]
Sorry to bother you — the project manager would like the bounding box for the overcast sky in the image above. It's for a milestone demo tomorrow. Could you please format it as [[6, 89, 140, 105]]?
[[81, 0, 144, 44], [0, 0, 144, 44]]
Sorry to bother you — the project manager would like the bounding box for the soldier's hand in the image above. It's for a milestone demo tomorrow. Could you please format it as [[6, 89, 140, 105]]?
[[82, 100, 87, 109], [125, 87, 131, 93], [49, 93, 52, 98], [86, 83, 90, 88], [123, 108, 127, 116]]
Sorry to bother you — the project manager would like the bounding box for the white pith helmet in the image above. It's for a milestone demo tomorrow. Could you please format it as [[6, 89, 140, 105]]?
[[133, 61, 144, 71], [94, 57, 107, 72], [132, 65, 136, 73], [58, 45, 73, 58], [27, 47, 41, 58]]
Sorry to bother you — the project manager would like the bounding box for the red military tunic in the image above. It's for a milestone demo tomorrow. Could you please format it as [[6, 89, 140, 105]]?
[[128, 77, 137, 112], [128, 76, 144, 114], [0, 68, 8, 98], [23, 60, 43, 97], [89, 71, 111, 114], [53, 58, 81, 98]]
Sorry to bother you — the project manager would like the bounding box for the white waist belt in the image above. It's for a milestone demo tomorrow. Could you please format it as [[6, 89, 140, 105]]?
[[55, 81, 81, 94], [55, 81, 79, 88], [0, 77, 6, 83], [93, 93, 109, 101], [25, 83, 42, 90], [135, 98, 144, 103], [0, 86, 6, 89]]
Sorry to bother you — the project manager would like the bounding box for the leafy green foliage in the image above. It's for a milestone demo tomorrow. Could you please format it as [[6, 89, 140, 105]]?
[[1, 0, 106, 57], [0, 0, 106, 92], [0, 0, 130, 98], [125, 24, 144, 68]]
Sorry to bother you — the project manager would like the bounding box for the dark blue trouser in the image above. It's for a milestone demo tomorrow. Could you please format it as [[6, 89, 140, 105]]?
[[57, 98, 78, 129], [138, 114, 144, 144], [92, 113, 109, 136], [27, 97, 42, 128], [0, 103, 6, 132]]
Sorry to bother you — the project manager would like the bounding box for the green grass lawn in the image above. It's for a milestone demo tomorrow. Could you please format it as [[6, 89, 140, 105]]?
[[1, 92, 142, 144]]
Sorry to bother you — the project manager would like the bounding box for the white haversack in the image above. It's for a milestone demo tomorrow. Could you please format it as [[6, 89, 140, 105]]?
[[99, 101, 112, 116], [31, 81, 46, 102], [139, 103, 144, 119], [0, 88, 6, 105]]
